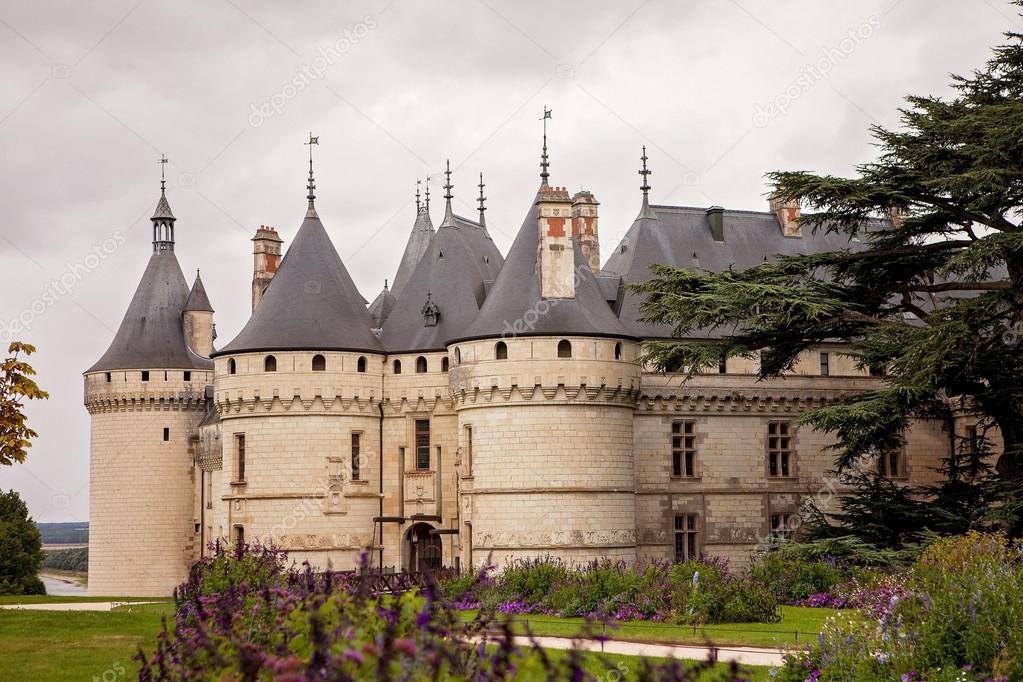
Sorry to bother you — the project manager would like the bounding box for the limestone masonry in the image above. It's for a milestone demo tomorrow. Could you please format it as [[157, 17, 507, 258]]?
[[85, 144, 960, 596]]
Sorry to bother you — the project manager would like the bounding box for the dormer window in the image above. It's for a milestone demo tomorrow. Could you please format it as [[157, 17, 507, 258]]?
[[422, 292, 440, 327]]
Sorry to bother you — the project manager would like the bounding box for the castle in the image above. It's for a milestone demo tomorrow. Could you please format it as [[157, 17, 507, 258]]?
[[84, 137, 954, 597]]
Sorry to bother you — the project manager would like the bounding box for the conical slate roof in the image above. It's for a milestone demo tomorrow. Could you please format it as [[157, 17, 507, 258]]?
[[368, 282, 396, 329], [391, 207, 434, 298], [453, 187, 635, 343], [86, 250, 212, 372], [380, 213, 500, 352], [214, 209, 383, 355], [152, 189, 175, 221], [184, 271, 214, 312]]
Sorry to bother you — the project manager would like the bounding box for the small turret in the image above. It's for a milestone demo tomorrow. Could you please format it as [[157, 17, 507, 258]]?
[[183, 270, 215, 357]]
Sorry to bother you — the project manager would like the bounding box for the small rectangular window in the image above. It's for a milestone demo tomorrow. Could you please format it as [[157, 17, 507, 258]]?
[[105, 372, 111, 383], [771, 513, 795, 541], [415, 420, 431, 470], [670, 420, 696, 477], [163, 427, 170, 442], [674, 513, 698, 562], [141, 370, 150, 382], [768, 421, 792, 477], [718, 355, 727, 374], [351, 432, 361, 481], [184, 371, 192, 382], [877, 449, 903, 478], [236, 434, 246, 482], [820, 352, 830, 376]]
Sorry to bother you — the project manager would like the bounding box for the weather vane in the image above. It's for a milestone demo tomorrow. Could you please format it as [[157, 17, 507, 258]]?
[[159, 154, 168, 190], [540, 106, 552, 184]]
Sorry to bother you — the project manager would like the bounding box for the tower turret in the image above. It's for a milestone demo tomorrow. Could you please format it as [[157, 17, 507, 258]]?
[[183, 270, 215, 357]]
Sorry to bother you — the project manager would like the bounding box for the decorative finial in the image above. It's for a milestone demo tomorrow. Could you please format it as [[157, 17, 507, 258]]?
[[637, 146, 657, 219], [305, 132, 319, 213], [540, 106, 552, 186], [443, 160, 453, 201], [384, 278, 389, 291], [477, 171, 487, 225], [159, 155, 168, 192], [415, 179, 422, 213], [424, 176, 431, 211]]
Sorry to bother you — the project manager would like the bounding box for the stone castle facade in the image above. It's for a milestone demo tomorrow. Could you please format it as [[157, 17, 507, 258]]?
[[85, 144, 956, 597]]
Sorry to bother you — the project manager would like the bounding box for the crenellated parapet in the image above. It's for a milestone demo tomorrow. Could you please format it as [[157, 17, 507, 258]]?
[[83, 369, 212, 415]]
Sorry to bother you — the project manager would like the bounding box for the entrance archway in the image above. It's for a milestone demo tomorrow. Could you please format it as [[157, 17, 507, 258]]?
[[405, 522, 442, 572]]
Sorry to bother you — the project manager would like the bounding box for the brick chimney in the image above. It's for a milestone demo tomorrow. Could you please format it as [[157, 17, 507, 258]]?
[[536, 185, 575, 299], [769, 191, 801, 238], [571, 190, 600, 275], [252, 225, 283, 311]]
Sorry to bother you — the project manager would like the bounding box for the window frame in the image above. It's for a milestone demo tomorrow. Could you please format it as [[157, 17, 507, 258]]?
[[312, 354, 326, 372], [557, 339, 572, 358], [414, 419, 431, 470], [351, 431, 362, 481], [264, 355, 277, 372], [235, 434, 246, 483], [767, 421, 793, 478], [673, 513, 698, 563], [820, 351, 830, 376], [670, 420, 697, 478]]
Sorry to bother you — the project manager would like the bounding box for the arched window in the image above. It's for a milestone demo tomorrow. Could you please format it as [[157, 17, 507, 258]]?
[[228, 358, 237, 375], [557, 339, 572, 359], [454, 347, 462, 364], [357, 356, 367, 373], [495, 341, 508, 360], [393, 359, 402, 374], [312, 354, 326, 371], [441, 357, 449, 372], [264, 355, 277, 372], [614, 342, 622, 360], [416, 356, 428, 373]]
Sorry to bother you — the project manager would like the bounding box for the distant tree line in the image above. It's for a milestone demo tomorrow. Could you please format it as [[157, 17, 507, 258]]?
[[41, 546, 88, 573], [35, 522, 89, 545]]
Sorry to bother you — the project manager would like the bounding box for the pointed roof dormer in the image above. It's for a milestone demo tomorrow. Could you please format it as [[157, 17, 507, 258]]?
[[184, 269, 214, 312], [213, 138, 382, 356]]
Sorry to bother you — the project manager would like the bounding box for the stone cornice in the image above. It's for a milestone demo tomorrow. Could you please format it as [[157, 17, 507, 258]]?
[[85, 393, 207, 415], [453, 382, 640, 409]]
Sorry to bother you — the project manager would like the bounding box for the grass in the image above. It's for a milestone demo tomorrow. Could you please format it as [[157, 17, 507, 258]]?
[[0, 594, 171, 604], [518, 649, 771, 681], [464, 605, 839, 649]]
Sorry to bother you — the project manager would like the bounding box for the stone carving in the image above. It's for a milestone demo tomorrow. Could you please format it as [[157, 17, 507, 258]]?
[[474, 528, 636, 549]]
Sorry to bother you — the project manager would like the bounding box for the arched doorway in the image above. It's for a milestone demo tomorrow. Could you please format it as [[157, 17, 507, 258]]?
[[405, 522, 442, 572]]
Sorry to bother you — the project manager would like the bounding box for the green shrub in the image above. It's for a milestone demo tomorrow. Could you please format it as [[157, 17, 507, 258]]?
[[41, 546, 88, 572]]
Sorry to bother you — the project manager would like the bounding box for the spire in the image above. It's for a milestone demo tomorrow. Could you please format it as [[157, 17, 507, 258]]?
[[305, 132, 319, 218], [441, 159, 455, 226], [477, 171, 487, 227], [184, 268, 214, 312], [152, 155, 176, 253], [637, 145, 657, 219], [415, 179, 422, 214], [540, 106, 552, 186], [424, 176, 431, 213]]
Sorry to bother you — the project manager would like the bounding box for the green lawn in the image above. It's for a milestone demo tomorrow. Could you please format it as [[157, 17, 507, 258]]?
[[517, 649, 771, 681], [466, 605, 838, 649]]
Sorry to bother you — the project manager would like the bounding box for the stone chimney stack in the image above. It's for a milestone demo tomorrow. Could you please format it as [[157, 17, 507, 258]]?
[[571, 190, 600, 275], [536, 185, 576, 299], [769, 191, 801, 238], [252, 225, 283, 311]]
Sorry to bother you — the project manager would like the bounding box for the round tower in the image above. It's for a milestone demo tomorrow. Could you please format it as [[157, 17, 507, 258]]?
[[84, 180, 214, 596], [210, 146, 386, 570], [449, 177, 641, 568]]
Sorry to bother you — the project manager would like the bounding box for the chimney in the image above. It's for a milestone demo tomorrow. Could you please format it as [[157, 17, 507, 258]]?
[[706, 206, 725, 242], [252, 225, 283, 311], [536, 185, 575, 299], [769, 191, 801, 237], [571, 190, 600, 275]]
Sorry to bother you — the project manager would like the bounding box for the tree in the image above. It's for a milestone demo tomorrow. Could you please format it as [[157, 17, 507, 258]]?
[[0, 342, 48, 466], [635, 8, 1023, 530], [0, 489, 45, 595]]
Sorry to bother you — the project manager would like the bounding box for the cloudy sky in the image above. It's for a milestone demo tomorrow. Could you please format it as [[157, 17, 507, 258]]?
[[0, 0, 1015, 522]]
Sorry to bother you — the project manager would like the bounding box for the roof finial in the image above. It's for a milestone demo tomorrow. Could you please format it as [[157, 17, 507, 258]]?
[[477, 171, 487, 226], [415, 179, 422, 213], [159, 155, 168, 192], [637, 145, 657, 219], [424, 176, 431, 212], [442, 159, 455, 225], [305, 132, 319, 215], [540, 106, 552, 186], [384, 278, 389, 291]]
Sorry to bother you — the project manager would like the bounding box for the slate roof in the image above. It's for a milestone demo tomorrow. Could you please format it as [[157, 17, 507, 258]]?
[[380, 204, 504, 352], [390, 207, 435, 298], [452, 187, 636, 343], [152, 189, 175, 221], [184, 271, 214, 312], [601, 203, 877, 339], [368, 282, 397, 329], [86, 250, 213, 372], [213, 207, 383, 356]]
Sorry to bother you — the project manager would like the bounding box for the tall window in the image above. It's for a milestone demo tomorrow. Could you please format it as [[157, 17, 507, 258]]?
[[205, 472, 213, 509], [357, 356, 367, 373], [771, 513, 795, 541], [105, 372, 112, 383], [416, 356, 428, 373], [163, 427, 170, 442], [557, 339, 572, 358], [718, 354, 727, 374], [768, 421, 792, 477], [671, 420, 696, 477], [415, 420, 430, 470], [234, 525, 245, 548], [820, 352, 830, 376], [264, 355, 277, 372], [236, 434, 246, 482], [228, 358, 237, 374], [877, 449, 902, 477], [393, 359, 402, 374], [184, 371, 191, 382], [454, 347, 461, 364], [441, 357, 449, 372], [965, 425, 979, 454], [495, 341, 508, 360], [351, 432, 361, 480], [464, 425, 473, 475], [674, 514, 698, 563], [614, 342, 622, 360], [312, 354, 326, 371]]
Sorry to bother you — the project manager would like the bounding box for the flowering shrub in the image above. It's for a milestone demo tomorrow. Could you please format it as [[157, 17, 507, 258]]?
[[137, 543, 755, 680], [441, 556, 780, 625], [775, 532, 1023, 682]]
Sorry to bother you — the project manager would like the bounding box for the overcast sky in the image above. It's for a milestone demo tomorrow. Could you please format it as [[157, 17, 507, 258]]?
[[0, 0, 1016, 523]]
